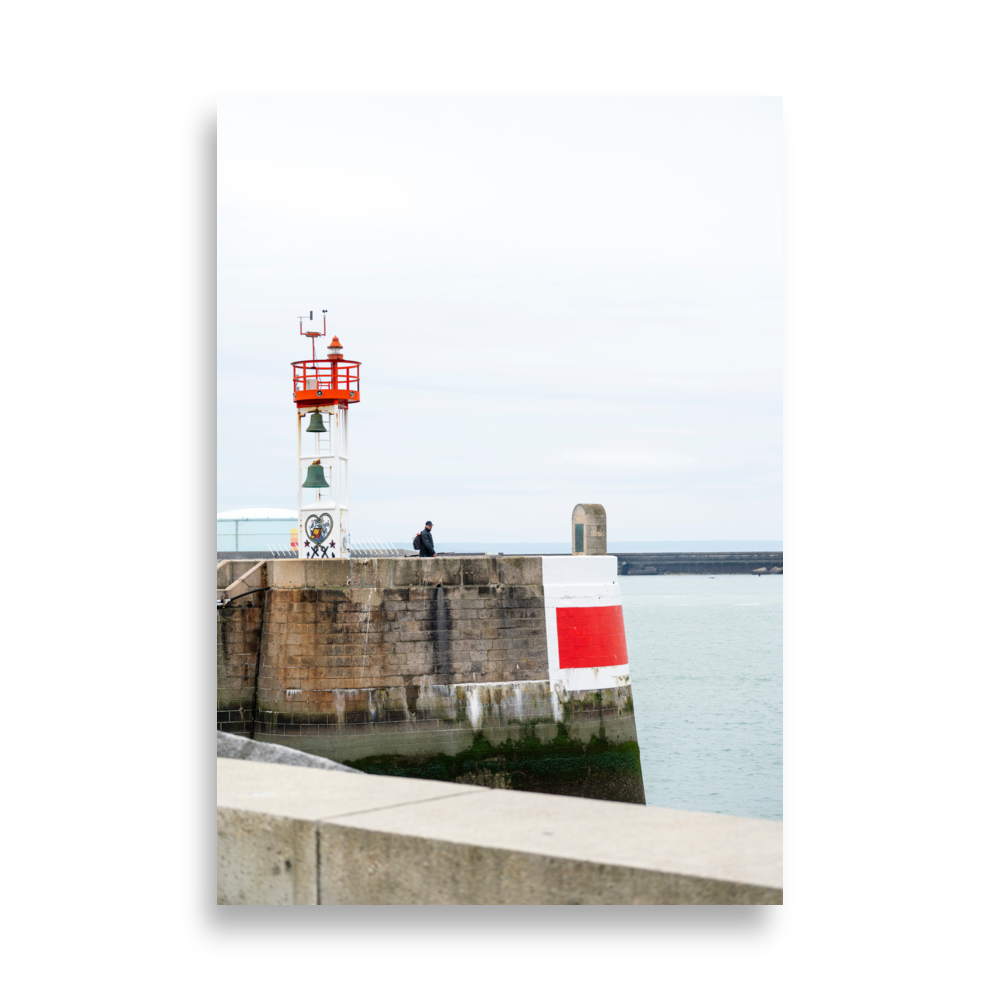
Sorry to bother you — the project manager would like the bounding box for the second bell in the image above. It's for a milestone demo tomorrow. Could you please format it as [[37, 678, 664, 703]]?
[[302, 460, 329, 489]]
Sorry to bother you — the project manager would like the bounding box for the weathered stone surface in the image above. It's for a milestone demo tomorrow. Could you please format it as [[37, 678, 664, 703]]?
[[217, 731, 361, 772], [305, 559, 351, 588], [251, 679, 643, 803], [389, 557, 422, 587], [217, 560, 262, 589], [268, 559, 307, 589], [216, 596, 266, 737], [222, 560, 267, 600], [572, 503, 607, 556], [321, 808, 782, 905], [256, 579, 550, 695], [459, 557, 490, 586], [217, 807, 318, 905]]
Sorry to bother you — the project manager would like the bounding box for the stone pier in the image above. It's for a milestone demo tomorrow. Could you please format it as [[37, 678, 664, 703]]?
[[217, 555, 645, 804]]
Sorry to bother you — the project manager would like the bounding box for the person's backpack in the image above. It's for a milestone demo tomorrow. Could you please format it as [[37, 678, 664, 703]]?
[[413, 533, 422, 551]]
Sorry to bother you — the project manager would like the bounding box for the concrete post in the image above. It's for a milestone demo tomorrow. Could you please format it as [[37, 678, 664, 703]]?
[[571, 503, 607, 556]]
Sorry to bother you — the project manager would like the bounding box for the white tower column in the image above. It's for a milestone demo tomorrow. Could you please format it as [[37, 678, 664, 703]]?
[[342, 405, 350, 556], [333, 405, 341, 543], [296, 410, 303, 556], [297, 406, 344, 559]]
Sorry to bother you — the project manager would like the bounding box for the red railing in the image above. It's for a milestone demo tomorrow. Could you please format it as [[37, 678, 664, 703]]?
[[291, 359, 361, 398]]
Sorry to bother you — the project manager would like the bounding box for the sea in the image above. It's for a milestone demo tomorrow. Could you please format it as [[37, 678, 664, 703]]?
[[430, 541, 783, 820], [621, 574, 783, 821]]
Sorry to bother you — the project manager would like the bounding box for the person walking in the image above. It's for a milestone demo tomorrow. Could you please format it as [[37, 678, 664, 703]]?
[[418, 521, 436, 557]]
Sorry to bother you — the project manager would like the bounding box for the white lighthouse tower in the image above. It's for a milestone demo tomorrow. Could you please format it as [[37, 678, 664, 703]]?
[[291, 312, 361, 559]]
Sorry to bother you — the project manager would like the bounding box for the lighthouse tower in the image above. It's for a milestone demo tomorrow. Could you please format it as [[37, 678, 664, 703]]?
[[291, 312, 361, 559]]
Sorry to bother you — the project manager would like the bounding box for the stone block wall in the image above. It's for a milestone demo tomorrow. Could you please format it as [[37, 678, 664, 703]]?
[[255, 582, 549, 727], [216, 592, 266, 736]]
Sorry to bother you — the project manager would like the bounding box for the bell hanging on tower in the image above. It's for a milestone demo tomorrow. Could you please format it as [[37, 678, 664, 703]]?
[[302, 459, 330, 489], [305, 409, 327, 433]]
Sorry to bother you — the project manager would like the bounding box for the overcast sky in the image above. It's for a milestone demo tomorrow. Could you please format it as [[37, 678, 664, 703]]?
[[218, 97, 782, 544]]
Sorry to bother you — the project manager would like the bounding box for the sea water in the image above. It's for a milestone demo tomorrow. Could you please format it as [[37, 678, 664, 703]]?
[[621, 575, 783, 821]]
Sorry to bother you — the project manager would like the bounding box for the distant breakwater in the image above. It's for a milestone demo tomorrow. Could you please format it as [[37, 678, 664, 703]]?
[[616, 552, 782, 575]]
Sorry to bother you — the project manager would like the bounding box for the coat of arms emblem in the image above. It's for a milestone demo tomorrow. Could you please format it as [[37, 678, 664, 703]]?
[[304, 513, 333, 546]]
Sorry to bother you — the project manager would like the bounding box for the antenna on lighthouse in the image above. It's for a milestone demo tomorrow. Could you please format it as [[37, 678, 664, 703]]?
[[297, 313, 309, 334], [299, 309, 322, 360]]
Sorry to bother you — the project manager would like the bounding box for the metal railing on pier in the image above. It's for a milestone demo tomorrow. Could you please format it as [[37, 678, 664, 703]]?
[[350, 537, 414, 558]]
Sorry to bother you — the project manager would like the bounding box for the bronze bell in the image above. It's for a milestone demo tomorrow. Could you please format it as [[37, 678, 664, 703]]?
[[302, 460, 329, 489], [305, 409, 327, 433]]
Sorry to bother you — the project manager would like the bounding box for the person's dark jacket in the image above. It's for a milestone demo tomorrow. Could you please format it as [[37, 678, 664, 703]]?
[[419, 527, 435, 557]]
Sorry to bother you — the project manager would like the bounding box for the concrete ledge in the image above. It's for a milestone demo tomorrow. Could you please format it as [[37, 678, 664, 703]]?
[[217, 559, 263, 589], [221, 560, 266, 602], [240, 556, 548, 591], [218, 759, 782, 905]]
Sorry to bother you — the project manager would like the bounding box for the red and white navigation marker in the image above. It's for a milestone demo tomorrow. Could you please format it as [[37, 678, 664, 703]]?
[[541, 556, 629, 693]]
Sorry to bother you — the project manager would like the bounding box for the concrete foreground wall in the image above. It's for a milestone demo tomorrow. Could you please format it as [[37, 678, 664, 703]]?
[[218, 758, 782, 905]]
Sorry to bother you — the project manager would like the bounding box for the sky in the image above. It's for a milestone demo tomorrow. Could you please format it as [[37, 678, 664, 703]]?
[[218, 97, 782, 544]]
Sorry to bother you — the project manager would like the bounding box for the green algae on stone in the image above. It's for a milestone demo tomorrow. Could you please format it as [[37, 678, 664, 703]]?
[[342, 723, 645, 804]]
